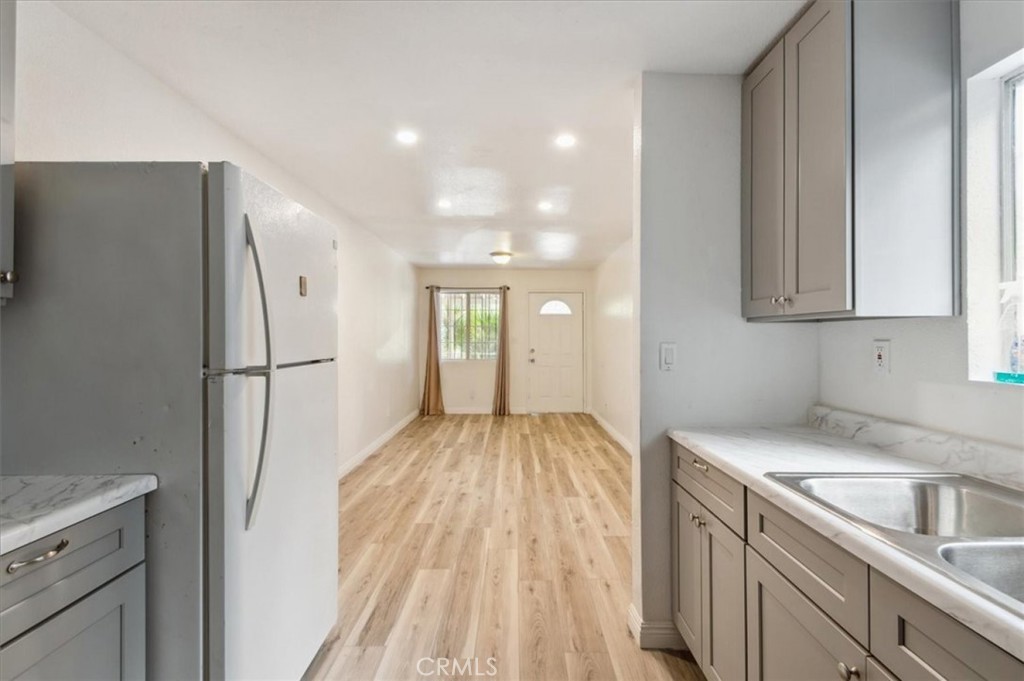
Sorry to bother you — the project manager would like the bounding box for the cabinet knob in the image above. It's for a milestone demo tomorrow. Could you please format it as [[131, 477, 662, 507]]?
[[837, 662, 860, 681], [770, 296, 779, 305], [0, 270, 17, 284]]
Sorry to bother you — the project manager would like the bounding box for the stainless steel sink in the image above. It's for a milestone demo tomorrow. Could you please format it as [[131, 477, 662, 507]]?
[[767, 472, 1024, 617], [939, 542, 1024, 603], [789, 474, 1024, 537]]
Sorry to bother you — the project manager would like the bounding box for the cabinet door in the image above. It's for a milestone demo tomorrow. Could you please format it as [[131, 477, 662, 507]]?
[[672, 484, 702, 663], [865, 657, 898, 681], [746, 547, 866, 681], [742, 41, 785, 318], [870, 570, 1024, 680], [700, 512, 745, 681], [783, 0, 852, 315], [0, 564, 145, 681]]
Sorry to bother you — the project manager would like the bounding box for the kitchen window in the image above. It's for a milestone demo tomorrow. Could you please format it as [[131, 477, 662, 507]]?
[[439, 291, 500, 360], [966, 49, 1024, 384]]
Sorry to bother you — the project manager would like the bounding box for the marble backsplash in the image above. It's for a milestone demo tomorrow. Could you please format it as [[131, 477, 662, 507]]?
[[809, 405, 1024, 491]]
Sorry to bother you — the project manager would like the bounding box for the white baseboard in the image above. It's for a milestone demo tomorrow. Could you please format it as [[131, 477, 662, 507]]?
[[590, 411, 636, 457], [337, 410, 418, 479], [441, 406, 491, 414], [627, 603, 686, 650]]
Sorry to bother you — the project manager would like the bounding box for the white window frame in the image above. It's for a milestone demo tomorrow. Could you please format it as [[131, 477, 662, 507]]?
[[438, 290, 501, 362]]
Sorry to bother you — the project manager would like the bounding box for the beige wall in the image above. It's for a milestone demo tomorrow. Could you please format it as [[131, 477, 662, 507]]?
[[15, 0, 420, 476], [415, 267, 593, 414], [591, 239, 637, 454]]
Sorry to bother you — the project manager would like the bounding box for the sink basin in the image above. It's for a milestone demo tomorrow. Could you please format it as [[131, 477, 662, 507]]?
[[767, 472, 1024, 616], [939, 542, 1024, 603], [791, 475, 1024, 537]]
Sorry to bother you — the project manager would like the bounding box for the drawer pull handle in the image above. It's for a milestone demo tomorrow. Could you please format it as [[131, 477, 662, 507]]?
[[691, 459, 709, 473], [7, 539, 70, 574], [837, 662, 860, 681]]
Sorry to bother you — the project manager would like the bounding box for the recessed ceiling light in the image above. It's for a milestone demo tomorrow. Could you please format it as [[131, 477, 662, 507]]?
[[537, 200, 553, 213], [490, 251, 513, 265], [437, 198, 452, 209], [395, 129, 419, 145], [554, 133, 577, 149]]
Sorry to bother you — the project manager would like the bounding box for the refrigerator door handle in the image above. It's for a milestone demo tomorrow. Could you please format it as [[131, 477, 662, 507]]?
[[244, 214, 277, 530]]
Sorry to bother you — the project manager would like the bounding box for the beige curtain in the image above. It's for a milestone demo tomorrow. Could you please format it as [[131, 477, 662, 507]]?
[[420, 286, 445, 415], [492, 286, 510, 416]]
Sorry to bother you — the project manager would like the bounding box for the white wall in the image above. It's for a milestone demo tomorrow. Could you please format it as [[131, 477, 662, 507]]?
[[15, 0, 420, 475], [632, 73, 820, 640], [591, 239, 637, 454], [415, 267, 593, 414], [818, 1, 1024, 450]]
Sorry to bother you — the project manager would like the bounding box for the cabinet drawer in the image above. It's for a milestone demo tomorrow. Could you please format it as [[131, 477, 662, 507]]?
[[747, 546, 867, 681], [747, 492, 868, 645], [870, 570, 1024, 680], [672, 442, 746, 538], [0, 563, 145, 681], [1, 498, 145, 645]]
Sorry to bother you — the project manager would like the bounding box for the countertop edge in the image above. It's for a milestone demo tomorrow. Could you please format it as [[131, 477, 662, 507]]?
[[668, 428, 1024, 662], [1, 474, 158, 554]]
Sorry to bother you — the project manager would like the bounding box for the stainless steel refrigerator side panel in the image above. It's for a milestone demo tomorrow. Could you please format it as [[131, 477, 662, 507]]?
[[1, 162, 206, 681]]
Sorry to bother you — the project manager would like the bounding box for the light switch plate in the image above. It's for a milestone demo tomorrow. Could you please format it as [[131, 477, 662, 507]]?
[[659, 342, 677, 372], [873, 339, 891, 375]]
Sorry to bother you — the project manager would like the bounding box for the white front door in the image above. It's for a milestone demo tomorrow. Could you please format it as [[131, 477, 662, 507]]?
[[527, 292, 584, 413]]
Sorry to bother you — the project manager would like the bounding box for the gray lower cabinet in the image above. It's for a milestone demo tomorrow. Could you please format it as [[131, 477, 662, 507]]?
[[746, 547, 867, 681], [865, 657, 898, 681], [0, 500, 147, 681], [870, 570, 1024, 680], [672, 483, 703, 661], [0, 565, 145, 681], [672, 483, 745, 681]]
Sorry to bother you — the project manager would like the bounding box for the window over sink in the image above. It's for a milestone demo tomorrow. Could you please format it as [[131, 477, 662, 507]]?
[[966, 47, 1024, 385]]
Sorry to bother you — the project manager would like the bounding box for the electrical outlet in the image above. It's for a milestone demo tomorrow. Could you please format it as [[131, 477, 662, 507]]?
[[873, 339, 891, 375]]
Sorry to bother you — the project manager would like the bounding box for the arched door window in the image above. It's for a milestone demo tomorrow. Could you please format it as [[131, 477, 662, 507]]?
[[539, 299, 572, 315]]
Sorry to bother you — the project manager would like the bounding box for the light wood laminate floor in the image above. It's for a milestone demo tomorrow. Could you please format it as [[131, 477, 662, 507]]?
[[310, 414, 702, 681]]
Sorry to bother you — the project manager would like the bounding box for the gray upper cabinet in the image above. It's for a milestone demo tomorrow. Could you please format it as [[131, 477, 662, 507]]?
[[741, 0, 957, 320], [783, 0, 851, 316], [742, 41, 786, 318]]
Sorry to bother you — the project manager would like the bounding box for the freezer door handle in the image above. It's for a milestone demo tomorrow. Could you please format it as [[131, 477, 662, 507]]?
[[244, 215, 277, 531]]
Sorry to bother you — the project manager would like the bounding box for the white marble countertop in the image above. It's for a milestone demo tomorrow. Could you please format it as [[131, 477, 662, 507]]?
[[0, 475, 158, 554], [668, 425, 1024, 661]]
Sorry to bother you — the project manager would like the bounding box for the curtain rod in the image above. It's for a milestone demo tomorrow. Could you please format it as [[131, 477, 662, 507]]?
[[424, 286, 510, 291]]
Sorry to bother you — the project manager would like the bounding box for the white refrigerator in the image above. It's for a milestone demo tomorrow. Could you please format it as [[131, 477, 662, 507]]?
[[1, 162, 339, 680]]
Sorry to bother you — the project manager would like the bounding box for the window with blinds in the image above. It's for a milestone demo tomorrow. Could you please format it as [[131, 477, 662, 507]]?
[[438, 291, 500, 360]]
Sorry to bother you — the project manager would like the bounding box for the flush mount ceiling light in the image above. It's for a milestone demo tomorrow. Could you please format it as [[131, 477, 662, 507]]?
[[437, 198, 452, 209], [490, 251, 513, 265], [395, 129, 419, 146], [537, 200, 553, 213], [554, 132, 577, 149]]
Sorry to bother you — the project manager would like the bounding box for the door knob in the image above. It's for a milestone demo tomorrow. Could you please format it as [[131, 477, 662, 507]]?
[[837, 662, 860, 681]]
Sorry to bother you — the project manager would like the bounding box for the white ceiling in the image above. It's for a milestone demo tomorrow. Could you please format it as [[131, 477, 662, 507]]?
[[55, 0, 804, 268]]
